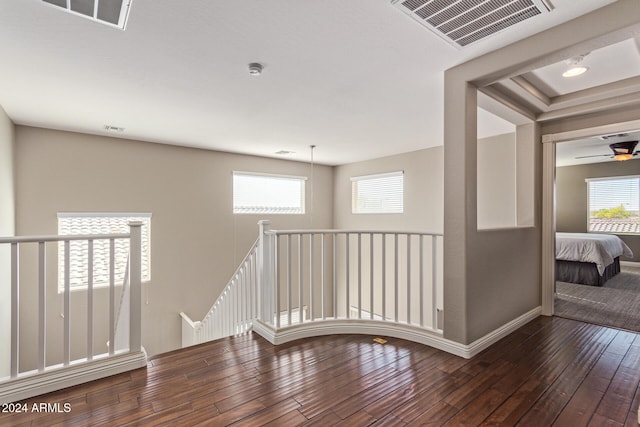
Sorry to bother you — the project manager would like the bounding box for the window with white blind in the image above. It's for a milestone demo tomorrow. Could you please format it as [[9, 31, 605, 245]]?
[[233, 172, 306, 214], [351, 171, 404, 214], [587, 176, 640, 234], [57, 213, 152, 291]]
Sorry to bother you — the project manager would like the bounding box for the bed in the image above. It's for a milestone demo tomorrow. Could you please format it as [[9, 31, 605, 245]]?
[[556, 232, 634, 286]]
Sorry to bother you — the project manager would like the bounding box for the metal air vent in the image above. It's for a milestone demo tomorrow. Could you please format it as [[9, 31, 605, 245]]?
[[600, 133, 629, 140], [42, 0, 133, 30], [391, 0, 552, 48]]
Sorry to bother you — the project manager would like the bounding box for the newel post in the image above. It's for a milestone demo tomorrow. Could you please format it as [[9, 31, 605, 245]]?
[[128, 221, 143, 352], [258, 220, 273, 325]]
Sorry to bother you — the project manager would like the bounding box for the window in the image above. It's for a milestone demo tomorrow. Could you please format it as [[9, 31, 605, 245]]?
[[587, 176, 640, 234], [233, 172, 306, 214], [58, 213, 151, 291], [351, 171, 404, 214]]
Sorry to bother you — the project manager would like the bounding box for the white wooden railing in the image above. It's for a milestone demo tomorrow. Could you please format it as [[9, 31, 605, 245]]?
[[254, 221, 444, 344], [180, 239, 259, 347], [182, 220, 444, 348], [0, 222, 147, 404]]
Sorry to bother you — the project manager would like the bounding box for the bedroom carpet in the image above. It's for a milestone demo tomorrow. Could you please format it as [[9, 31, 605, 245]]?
[[555, 265, 640, 332]]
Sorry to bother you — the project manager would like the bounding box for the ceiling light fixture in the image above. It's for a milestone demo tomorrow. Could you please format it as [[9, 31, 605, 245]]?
[[562, 54, 589, 78], [248, 63, 263, 76], [611, 141, 638, 161]]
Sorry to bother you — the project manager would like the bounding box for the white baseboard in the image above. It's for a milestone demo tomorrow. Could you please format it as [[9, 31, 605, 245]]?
[[0, 350, 147, 404], [253, 306, 542, 359], [621, 261, 640, 268]]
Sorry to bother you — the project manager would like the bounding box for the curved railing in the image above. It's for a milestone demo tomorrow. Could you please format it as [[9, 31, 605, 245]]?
[[254, 221, 444, 345], [181, 220, 444, 348]]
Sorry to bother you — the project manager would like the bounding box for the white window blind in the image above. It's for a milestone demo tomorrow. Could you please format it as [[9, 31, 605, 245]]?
[[233, 172, 306, 214], [57, 213, 152, 291], [587, 176, 640, 234], [351, 171, 404, 214]]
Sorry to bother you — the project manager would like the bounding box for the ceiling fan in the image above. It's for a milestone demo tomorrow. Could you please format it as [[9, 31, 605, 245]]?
[[575, 141, 639, 161]]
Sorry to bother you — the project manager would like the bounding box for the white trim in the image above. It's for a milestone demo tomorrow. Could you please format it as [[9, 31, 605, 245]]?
[[232, 171, 308, 181], [585, 175, 640, 183], [0, 350, 147, 404], [621, 261, 640, 268], [253, 307, 541, 359], [541, 120, 640, 144], [57, 212, 152, 218], [350, 170, 403, 182]]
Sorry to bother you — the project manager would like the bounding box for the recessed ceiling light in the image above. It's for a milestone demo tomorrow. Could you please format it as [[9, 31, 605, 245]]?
[[275, 150, 295, 155], [562, 66, 589, 78], [562, 54, 589, 78]]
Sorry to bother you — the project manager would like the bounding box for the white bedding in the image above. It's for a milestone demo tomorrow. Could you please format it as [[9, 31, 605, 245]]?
[[556, 232, 634, 275]]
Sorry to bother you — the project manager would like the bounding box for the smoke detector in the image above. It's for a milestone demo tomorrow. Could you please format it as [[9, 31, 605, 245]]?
[[248, 63, 264, 76]]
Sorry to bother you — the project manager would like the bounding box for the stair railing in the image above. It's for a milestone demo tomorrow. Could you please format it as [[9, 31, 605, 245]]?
[[0, 221, 145, 404], [180, 237, 259, 347]]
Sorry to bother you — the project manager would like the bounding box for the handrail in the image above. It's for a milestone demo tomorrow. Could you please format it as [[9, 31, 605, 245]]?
[[181, 237, 260, 347], [269, 229, 443, 236], [193, 237, 259, 335], [0, 233, 130, 244]]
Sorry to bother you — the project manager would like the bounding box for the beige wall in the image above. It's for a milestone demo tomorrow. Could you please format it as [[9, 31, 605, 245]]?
[[557, 159, 640, 262], [443, 0, 640, 344], [14, 126, 334, 363], [333, 146, 443, 233], [0, 105, 15, 377], [477, 132, 516, 229]]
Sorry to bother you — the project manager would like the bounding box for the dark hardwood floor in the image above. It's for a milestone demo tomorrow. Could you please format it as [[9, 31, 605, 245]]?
[[2, 316, 640, 426]]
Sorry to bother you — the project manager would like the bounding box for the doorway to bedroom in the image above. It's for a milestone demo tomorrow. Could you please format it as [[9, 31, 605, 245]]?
[[551, 129, 640, 332]]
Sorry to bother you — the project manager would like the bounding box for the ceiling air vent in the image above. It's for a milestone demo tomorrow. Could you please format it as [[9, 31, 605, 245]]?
[[391, 0, 552, 48], [600, 133, 629, 140], [42, 0, 133, 30]]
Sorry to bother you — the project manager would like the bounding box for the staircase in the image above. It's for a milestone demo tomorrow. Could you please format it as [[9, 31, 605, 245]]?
[[181, 221, 445, 350]]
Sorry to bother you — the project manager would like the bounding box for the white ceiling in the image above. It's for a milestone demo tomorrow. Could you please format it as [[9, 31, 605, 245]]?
[[0, 0, 619, 165]]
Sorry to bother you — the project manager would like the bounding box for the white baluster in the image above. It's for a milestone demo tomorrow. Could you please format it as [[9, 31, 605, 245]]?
[[420, 235, 424, 328], [275, 235, 280, 329], [382, 234, 386, 321], [109, 238, 115, 355], [309, 233, 314, 322], [407, 234, 411, 325], [10, 242, 19, 378], [321, 233, 325, 320], [63, 239, 70, 366], [432, 236, 438, 330], [394, 234, 399, 323], [87, 239, 94, 360], [298, 234, 303, 324], [128, 221, 142, 353], [369, 233, 374, 320], [332, 233, 337, 320], [345, 233, 350, 319], [38, 241, 46, 371], [357, 233, 361, 319]]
